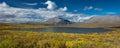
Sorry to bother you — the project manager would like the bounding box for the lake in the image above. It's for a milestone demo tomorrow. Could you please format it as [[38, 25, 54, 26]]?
[[13, 27, 113, 34]]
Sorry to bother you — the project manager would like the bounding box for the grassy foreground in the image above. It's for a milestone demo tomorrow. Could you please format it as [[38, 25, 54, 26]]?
[[0, 23, 120, 48]]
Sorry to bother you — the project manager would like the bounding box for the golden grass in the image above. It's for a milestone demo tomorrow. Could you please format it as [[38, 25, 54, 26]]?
[[0, 23, 120, 48]]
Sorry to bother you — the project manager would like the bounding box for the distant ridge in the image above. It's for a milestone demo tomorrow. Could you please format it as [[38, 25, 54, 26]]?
[[83, 16, 120, 24], [44, 16, 120, 25], [43, 18, 73, 25]]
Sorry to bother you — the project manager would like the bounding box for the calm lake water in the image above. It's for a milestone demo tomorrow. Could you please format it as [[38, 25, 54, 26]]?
[[14, 27, 113, 34]]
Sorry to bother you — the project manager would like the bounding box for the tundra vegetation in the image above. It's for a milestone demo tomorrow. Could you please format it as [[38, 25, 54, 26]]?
[[0, 23, 120, 48]]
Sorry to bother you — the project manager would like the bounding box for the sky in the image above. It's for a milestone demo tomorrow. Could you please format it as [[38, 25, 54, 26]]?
[[0, 0, 120, 23], [0, 0, 120, 15]]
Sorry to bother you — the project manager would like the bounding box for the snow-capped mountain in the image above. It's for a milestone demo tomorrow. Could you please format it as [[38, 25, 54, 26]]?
[[0, 2, 93, 23]]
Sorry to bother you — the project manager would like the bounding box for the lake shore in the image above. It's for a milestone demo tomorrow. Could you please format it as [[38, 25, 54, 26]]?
[[0, 23, 120, 48]]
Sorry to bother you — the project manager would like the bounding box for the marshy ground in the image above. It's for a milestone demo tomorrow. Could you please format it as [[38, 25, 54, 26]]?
[[0, 23, 120, 48]]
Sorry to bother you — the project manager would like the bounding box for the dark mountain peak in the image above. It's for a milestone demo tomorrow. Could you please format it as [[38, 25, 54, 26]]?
[[43, 17, 73, 25]]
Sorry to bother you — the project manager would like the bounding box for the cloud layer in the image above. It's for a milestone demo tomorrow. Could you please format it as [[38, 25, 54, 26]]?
[[0, 1, 93, 23], [84, 6, 103, 11], [22, 3, 38, 6], [45, 0, 57, 10]]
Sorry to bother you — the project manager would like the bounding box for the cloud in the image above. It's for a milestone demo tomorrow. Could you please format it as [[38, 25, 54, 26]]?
[[44, 0, 57, 10], [94, 8, 103, 11], [0, 1, 93, 23], [0, 2, 9, 7], [84, 6, 93, 10], [58, 6, 68, 11], [74, 10, 78, 12], [22, 3, 38, 6], [107, 12, 117, 15], [84, 6, 103, 11]]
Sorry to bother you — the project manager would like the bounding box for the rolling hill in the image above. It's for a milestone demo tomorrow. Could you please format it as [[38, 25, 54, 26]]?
[[83, 16, 120, 24]]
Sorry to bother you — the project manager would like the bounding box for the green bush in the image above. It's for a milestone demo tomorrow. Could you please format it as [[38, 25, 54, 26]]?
[[0, 40, 17, 48]]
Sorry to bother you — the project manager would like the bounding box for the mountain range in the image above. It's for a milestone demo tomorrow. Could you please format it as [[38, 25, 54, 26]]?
[[83, 16, 120, 24], [42, 16, 120, 25]]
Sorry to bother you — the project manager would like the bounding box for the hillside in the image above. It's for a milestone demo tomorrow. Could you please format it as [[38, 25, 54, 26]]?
[[43, 18, 73, 25], [83, 16, 120, 24]]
